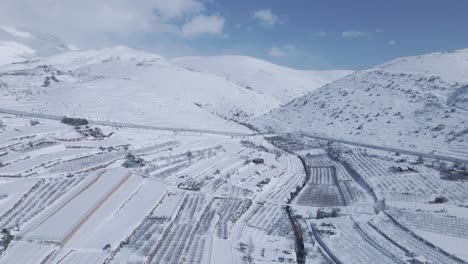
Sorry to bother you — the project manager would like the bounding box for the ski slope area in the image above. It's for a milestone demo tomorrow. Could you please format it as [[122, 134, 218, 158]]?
[[255, 49, 468, 160], [172, 55, 352, 103]]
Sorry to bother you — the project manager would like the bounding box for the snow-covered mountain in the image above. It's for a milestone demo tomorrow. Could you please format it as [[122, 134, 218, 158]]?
[[254, 49, 468, 158], [0, 27, 351, 133], [172, 55, 351, 103], [0, 25, 71, 65], [0, 47, 274, 132]]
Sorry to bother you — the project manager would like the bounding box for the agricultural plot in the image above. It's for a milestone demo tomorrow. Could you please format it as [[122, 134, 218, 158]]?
[[246, 205, 293, 238], [0, 241, 56, 264], [24, 169, 130, 243], [0, 175, 86, 231], [0, 148, 96, 177], [193, 149, 249, 192], [0, 178, 39, 216], [64, 175, 167, 249], [342, 153, 468, 205], [369, 213, 465, 264], [265, 155, 305, 203], [354, 221, 409, 262], [1, 138, 57, 155], [50, 250, 107, 264], [118, 216, 172, 263], [1, 114, 312, 264], [147, 193, 210, 264], [0, 122, 68, 147], [201, 148, 270, 198], [295, 166, 345, 207], [111, 191, 184, 264], [47, 150, 126, 174], [0, 130, 127, 178], [138, 145, 225, 181], [312, 216, 403, 264], [389, 209, 468, 239], [302, 154, 373, 206], [237, 204, 296, 263], [210, 198, 251, 239], [265, 135, 319, 152], [9, 113, 468, 264], [132, 140, 180, 156], [182, 197, 251, 264]]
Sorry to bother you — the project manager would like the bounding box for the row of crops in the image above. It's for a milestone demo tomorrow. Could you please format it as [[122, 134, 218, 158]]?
[[0, 176, 85, 231], [139, 146, 225, 180], [342, 153, 468, 205], [390, 209, 468, 239], [314, 213, 465, 264]]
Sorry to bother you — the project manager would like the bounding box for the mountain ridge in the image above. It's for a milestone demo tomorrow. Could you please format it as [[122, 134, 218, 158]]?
[[253, 48, 468, 159]]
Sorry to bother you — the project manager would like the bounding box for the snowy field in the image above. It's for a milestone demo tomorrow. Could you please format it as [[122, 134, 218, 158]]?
[[1, 112, 467, 264]]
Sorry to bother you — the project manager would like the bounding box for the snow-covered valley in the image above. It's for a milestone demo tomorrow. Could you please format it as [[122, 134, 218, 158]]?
[[1, 25, 468, 264]]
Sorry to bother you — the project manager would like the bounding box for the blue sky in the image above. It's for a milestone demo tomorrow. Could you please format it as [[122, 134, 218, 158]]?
[[1, 0, 467, 70], [181, 0, 468, 70]]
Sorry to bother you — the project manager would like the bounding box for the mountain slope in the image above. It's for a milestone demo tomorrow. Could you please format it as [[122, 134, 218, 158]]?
[[0, 25, 71, 65], [172, 55, 351, 103], [254, 49, 468, 159], [0, 47, 287, 133]]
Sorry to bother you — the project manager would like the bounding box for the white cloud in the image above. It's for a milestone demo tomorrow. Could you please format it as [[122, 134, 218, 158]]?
[[181, 15, 224, 37], [269, 47, 285, 57], [253, 9, 278, 27], [0, 0, 220, 48], [268, 45, 295, 57], [341, 30, 369, 38], [153, 0, 204, 19], [376, 29, 384, 33], [388, 40, 397, 45]]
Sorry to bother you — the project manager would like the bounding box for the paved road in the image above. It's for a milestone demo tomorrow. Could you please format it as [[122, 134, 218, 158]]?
[[2, 107, 466, 164], [0, 107, 255, 137], [298, 133, 468, 165]]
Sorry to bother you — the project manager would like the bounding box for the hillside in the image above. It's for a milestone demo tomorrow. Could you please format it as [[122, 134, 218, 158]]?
[[254, 49, 468, 159], [0, 47, 284, 133], [0, 25, 71, 65], [0, 27, 351, 133], [172, 55, 351, 103]]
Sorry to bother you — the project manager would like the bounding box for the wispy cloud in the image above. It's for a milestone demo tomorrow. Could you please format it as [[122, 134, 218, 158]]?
[[375, 29, 384, 33], [341, 30, 369, 38], [268, 44, 295, 57], [253, 9, 278, 27], [181, 15, 224, 37], [388, 40, 397, 45]]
